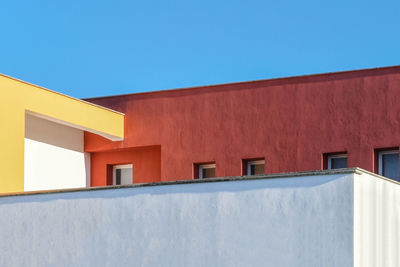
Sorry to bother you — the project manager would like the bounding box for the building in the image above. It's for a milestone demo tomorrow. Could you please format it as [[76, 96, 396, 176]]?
[[0, 74, 124, 193], [1, 65, 400, 193], [1, 67, 400, 266], [84, 65, 400, 187], [0, 168, 398, 267]]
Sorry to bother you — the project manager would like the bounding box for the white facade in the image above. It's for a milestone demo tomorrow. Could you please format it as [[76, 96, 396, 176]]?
[[24, 114, 90, 191], [0, 170, 369, 267], [354, 173, 400, 267], [1, 169, 399, 266]]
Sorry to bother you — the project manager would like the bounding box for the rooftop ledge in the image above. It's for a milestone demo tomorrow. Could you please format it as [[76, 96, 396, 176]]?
[[0, 73, 124, 116], [0, 167, 397, 198]]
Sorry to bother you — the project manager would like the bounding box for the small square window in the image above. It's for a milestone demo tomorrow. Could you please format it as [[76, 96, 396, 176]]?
[[327, 154, 347, 169], [247, 160, 265, 175], [113, 164, 133, 185], [194, 163, 216, 179], [242, 158, 265, 175], [378, 150, 399, 181]]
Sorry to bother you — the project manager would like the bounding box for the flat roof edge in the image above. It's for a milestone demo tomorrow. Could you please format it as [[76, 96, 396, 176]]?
[[0, 167, 387, 198], [352, 167, 400, 185], [85, 65, 400, 100], [0, 73, 125, 116]]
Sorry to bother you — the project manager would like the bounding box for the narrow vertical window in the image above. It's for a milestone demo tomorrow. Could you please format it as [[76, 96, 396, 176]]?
[[327, 154, 348, 169], [378, 150, 399, 181], [113, 164, 133, 185]]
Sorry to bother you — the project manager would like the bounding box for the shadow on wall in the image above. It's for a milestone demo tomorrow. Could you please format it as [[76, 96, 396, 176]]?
[[25, 113, 84, 153]]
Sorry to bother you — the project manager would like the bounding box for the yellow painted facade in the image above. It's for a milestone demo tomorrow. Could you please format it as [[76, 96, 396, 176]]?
[[0, 74, 124, 193]]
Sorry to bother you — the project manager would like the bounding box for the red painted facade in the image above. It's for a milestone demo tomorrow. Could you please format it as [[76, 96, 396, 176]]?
[[84, 66, 400, 185]]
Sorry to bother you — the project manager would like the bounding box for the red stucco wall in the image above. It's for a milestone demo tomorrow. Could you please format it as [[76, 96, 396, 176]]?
[[85, 66, 400, 185], [89, 145, 161, 186]]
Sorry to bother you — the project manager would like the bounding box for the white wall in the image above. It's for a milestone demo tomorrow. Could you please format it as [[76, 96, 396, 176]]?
[[354, 172, 400, 267], [24, 114, 90, 191], [0, 173, 354, 267]]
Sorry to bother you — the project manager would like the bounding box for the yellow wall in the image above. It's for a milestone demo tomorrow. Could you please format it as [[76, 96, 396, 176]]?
[[0, 74, 124, 193]]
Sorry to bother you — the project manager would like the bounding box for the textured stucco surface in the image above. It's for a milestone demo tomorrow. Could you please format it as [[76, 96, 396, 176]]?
[[0, 173, 353, 267], [85, 66, 400, 184], [90, 145, 161, 186]]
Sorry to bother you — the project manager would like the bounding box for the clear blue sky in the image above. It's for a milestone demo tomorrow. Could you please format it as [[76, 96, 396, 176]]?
[[1, 0, 399, 98]]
